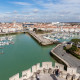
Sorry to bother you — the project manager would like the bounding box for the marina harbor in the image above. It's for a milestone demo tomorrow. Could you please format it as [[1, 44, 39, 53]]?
[[0, 30, 80, 80], [43, 32, 80, 43], [0, 36, 15, 54], [0, 33, 56, 80], [1, 0, 80, 79], [8, 31, 80, 80], [0, 36, 15, 46]]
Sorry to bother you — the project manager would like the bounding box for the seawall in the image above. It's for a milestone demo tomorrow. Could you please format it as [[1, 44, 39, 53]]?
[[50, 43, 80, 74], [27, 31, 54, 46], [50, 44, 70, 70]]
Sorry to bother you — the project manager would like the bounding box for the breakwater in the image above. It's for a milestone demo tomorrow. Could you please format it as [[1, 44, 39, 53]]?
[[28, 31, 54, 46], [9, 62, 80, 80]]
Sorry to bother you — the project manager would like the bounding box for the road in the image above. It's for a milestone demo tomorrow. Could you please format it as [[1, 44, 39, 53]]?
[[53, 44, 80, 73]]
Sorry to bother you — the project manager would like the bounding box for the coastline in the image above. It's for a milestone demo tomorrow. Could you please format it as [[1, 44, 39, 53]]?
[[1, 31, 80, 80]]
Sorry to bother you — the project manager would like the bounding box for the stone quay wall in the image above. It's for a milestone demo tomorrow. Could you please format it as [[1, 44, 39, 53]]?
[[9, 62, 80, 80], [50, 44, 70, 68], [50, 44, 80, 78], [28, 31, 54, 46]]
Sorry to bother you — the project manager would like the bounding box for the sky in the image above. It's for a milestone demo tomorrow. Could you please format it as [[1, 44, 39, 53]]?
[[0, 0, 80, 22]]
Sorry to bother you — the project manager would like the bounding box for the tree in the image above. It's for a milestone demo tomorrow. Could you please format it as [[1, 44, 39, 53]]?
[[33, 28, 37, 32], [71, 39, 80, 45], [68, 45, 77, 52]]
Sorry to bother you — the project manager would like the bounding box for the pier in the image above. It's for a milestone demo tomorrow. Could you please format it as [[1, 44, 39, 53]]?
[[28, 31, 54, 46]]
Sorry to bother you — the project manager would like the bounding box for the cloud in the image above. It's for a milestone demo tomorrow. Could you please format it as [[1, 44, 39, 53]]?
[[33, 9, 39, 13], [22, 11, 30, 14], [10, 1, 32, 6], [5, 11, 18, 15], [0, 0, 80, 22], [13, 10, 18, 14], [5, 12, 12, 14]]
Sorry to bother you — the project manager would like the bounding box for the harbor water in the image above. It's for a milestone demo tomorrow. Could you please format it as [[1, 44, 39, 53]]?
[[0, 33, 56, 80]]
